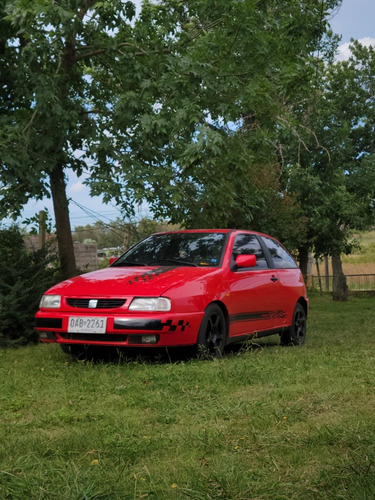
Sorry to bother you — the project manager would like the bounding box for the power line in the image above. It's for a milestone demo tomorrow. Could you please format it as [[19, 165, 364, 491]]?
[[69, 211, 121, 221], [70, 200, 126, 241], [70, 199, 123, 224], [72, 226, 124, 235]]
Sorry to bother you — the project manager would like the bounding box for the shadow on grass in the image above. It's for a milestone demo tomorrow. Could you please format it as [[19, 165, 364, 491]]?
[[61, 336, 282, 365]]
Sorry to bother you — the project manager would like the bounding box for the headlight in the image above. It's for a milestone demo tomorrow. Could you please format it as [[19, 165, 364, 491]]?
[[40, 295, 61, 309], [129, 297, 171, 312]]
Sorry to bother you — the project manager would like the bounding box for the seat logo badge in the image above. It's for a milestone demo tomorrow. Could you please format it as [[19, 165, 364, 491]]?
[[88, 300, 98, 309]]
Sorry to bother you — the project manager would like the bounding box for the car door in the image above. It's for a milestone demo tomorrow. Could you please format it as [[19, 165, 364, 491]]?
[[225, 233, 284, 338], [260, 236, 301, 327]]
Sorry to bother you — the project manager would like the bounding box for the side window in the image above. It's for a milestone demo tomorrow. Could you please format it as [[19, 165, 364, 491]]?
[[232, 234, 268, 269], [262, 237, 297, 269]]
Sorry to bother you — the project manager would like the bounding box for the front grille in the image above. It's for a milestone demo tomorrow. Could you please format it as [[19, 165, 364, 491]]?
[[59, 333, 128, 343], [66, 298, 126, 309]]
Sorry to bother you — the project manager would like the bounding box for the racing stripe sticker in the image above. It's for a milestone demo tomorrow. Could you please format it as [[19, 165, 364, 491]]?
[[230, 310, 287, 323], [114, 318, 191, 332], [127, 266, 177, 285]]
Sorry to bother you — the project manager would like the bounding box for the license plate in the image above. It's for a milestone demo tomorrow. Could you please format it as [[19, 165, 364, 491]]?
[[68, 317, 107, 334]]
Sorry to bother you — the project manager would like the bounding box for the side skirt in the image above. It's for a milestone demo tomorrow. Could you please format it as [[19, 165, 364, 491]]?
[[225, 326, 289, 345]]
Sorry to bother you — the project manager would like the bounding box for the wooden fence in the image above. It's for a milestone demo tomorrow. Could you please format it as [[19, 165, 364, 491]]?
[[310, 274, 375, 293]]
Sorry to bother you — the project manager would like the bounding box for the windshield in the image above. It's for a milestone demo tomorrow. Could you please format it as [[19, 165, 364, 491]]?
[[112, 232, 227, 268]]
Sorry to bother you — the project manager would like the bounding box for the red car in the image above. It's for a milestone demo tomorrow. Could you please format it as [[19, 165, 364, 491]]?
[[36, 229, 308, 357]]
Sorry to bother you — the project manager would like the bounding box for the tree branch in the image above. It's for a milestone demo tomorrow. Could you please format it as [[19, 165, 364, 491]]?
[[299, 123, 331, 162], [23, 109, 38, 134], [80, 108, 111, 115], [75, 48, 107, 60], [75, 43, 170, 61], [278, 115, 331, 163], [187, 18, 223, 41], [70, 0, 96, 53], [77, 0, 96, 22]]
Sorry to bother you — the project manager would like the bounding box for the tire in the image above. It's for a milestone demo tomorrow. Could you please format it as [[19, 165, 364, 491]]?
[[59, 344, 72, 355], [59, 343, 89, 359], [280, 303, 306, 346], [195, 304, 227, 358]]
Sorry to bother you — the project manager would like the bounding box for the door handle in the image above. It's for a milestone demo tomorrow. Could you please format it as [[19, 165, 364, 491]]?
[[271, 276, 278, 282]]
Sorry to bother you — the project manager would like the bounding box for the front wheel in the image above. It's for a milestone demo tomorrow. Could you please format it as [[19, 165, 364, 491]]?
[[280, 303, 306, 346], [59, 343, 89, 359], [195, 304, 227, 358]]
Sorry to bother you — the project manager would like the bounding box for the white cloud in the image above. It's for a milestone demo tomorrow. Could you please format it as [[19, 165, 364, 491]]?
[[336, 37, 375, 61], [69, 182, 85, 194]]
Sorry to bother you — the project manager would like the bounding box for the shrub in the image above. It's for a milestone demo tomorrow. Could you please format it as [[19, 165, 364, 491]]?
[[0, 226, 61, 346]]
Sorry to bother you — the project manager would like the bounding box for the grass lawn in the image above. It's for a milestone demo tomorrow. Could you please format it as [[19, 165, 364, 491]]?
[[1, 294, 375, 499]]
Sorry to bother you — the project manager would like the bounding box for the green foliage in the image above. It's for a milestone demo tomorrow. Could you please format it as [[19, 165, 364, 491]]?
[[0, 0, 343, 266], [87, 0, 342, 237], [1, 296, 375, 498], [283, 41, 375, 259], [22, 208, 54, 235], [0, 226, 60, 346], [0, 0, 141, 277], [0, 0, 138, 217]]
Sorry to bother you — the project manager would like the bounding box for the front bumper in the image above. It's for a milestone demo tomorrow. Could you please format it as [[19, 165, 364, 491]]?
[[35, 310, 203, 347]]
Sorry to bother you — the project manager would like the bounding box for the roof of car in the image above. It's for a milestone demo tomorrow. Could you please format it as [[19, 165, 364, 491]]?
[[152, 229, 269, 237], [154, 229, 232, 234]]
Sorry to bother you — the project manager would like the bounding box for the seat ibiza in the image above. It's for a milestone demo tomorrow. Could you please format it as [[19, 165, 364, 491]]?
[[36, 229, 308, 357]]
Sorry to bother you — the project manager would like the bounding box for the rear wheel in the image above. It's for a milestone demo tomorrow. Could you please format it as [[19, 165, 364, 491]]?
[[195, 304, 227, 358], [280, 303, 306, 346]]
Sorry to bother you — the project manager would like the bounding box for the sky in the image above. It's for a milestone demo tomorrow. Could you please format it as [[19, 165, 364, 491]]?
[[3, 0, 375, 230], [331, 0, 375, 60]]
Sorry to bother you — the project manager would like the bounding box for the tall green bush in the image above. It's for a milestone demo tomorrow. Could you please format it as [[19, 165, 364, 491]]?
[[0, 226, 60, 346]]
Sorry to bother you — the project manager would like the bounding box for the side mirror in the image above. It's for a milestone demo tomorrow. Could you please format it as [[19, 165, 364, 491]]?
[[109, 257, 118, 265], [235, 254, 256, 268]]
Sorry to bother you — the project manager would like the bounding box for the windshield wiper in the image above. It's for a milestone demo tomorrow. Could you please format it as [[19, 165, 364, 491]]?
[[150, 259, 199, 267]]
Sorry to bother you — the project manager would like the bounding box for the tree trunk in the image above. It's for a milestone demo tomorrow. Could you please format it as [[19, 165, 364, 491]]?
[[315, 258, 323, 295], [298, 243, 310, 282], [50, 163, 77, 279], [324, 257, 330, 291], [331, 252, 348, 301]]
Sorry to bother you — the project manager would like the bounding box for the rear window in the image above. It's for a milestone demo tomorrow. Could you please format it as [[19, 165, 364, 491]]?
[[262, 237, 297, 269]]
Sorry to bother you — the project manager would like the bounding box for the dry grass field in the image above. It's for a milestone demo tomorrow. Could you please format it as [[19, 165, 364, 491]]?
[[314, 229, 375, 276]]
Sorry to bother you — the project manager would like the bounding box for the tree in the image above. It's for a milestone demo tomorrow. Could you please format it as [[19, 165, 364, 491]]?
[[0, 0, 138, 278], [90, 0, 341, 243], [0, 225, 59, 346], [1, 0, 341, 281], [283, 41, 375, 300]]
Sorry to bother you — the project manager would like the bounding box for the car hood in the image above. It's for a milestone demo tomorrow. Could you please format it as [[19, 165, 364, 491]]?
[[47, 265, 219, 297]]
